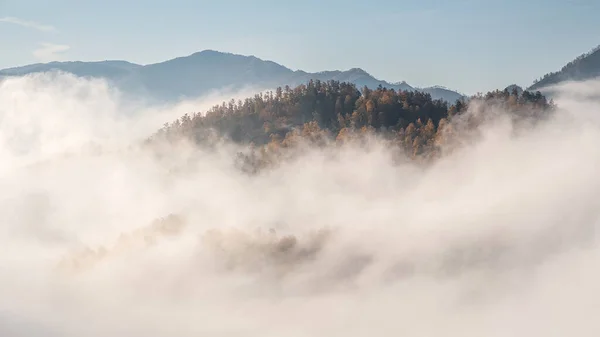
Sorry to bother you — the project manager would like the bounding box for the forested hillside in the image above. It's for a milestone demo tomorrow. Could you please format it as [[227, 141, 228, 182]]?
[[151, 80, 554, 172], [529, 45, 600, 90]]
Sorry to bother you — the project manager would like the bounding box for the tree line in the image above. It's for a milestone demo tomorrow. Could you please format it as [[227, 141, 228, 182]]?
[[150, 80, 555, 172]]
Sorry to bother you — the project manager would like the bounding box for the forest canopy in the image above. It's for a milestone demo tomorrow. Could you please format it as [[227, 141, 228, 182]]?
[[150, 80, 555, 172]]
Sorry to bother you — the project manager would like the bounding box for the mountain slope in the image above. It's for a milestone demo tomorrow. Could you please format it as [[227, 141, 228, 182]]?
[[0, 50, 464, 102], [529, 45, 600, 91], [419, 86, 465, 103], [124, 50, 296, 99], [0, 60, 141, 80], [504, 84, 524, 95]]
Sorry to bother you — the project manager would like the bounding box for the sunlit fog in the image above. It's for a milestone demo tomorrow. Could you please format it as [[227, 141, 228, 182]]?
[[1, 71, 600, 336]]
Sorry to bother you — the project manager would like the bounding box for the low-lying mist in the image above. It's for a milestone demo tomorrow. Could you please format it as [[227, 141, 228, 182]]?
[[1, 73, 600, 336]]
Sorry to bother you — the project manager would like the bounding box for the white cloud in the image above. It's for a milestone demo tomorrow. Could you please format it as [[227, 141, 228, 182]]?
[[0, 16, 57, 32], [32, 43, 70, 62]]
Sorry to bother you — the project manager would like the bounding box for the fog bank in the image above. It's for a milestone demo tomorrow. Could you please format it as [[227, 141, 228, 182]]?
[[1, 73, 600, 336]]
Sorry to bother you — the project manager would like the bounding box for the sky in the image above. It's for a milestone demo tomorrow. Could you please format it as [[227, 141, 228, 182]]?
[[0, 0, 599, 94]]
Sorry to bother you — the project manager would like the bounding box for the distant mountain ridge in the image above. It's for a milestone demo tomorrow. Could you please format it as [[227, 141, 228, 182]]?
[[0, 60, 142, 80], [0, 50, 465, 103], [504, 84, 524, 95]]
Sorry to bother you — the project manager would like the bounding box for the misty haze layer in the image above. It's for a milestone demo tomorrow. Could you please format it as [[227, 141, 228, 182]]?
[[1, 73, 600, 336]]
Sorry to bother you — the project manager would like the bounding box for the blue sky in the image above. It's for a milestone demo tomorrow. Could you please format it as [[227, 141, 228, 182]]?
[[1, 0, 599, 94]]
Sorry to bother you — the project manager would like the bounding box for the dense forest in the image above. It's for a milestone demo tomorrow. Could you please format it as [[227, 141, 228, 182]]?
[[150, 80, 554, 172]]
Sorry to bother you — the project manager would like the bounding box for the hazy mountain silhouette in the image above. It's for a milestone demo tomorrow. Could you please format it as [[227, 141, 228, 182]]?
[[0, 50, 464, 103], [504, 84, 524, 95], [0, 60, 141, 80], [418, 85, 466, 102], [529, 45, 600, 91]]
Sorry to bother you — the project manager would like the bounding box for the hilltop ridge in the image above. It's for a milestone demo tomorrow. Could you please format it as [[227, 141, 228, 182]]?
[[0, 50, 465, 103]]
